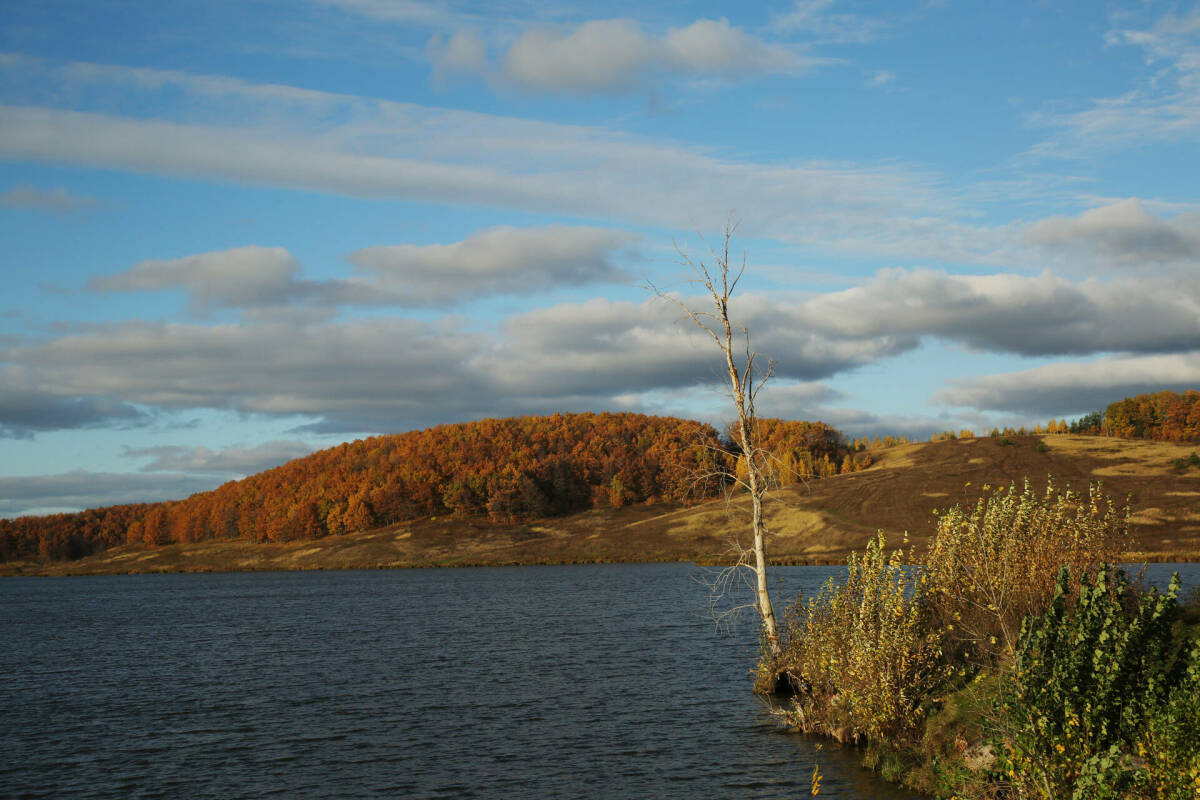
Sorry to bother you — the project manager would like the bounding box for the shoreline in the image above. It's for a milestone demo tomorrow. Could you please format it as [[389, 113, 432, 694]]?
[[4, 547, 1198, 578]]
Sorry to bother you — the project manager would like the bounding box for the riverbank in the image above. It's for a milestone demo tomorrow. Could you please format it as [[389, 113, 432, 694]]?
[[761, 479, 1200, 799]]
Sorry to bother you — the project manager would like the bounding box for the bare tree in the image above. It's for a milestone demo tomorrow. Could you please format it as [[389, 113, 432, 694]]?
[[651, 225, 782, 658]]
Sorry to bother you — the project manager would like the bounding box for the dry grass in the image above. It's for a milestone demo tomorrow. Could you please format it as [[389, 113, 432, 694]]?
[[759, 434, 1200, 563], [4, 434, 1199, 576]]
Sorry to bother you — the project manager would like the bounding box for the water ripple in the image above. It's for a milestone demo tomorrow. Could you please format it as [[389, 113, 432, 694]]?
[[6, 563, 1191, 798]]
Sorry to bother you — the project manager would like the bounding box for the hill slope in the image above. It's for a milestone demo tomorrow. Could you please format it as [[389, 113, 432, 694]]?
[[6, 433, 1197, 575], [0, 412, 848, 565]]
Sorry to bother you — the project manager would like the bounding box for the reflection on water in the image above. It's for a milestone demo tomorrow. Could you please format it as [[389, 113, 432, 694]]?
[[2, 562, 1195, 798]]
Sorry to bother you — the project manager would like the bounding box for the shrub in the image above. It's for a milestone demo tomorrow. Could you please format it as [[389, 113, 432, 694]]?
[[1138, 637, 1200, 798], [777, 533, 949, 743], [996, 566, 1195, 800], [923, 479, 1129, 664], [766, 477, 1190, 799]]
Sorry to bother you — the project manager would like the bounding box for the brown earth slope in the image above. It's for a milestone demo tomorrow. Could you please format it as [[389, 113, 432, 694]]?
[[4, 434, 1198, 576]]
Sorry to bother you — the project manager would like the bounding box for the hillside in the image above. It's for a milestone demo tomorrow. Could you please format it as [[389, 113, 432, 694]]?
[[755, 433, 1200, 563], [0, 413, 848, 565], [5, 433, 1197, 575]]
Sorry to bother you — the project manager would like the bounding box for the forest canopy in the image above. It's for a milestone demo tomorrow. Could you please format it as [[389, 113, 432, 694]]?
[[1, 412, 850, 563], [1101, 390, 1200, 442]]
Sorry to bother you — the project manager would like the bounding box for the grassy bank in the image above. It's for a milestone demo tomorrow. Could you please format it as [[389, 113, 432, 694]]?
[[763, 479, 1200, 799]]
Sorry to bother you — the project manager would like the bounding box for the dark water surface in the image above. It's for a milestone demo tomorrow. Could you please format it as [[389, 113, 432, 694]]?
[[3, 563, 1197, 799]]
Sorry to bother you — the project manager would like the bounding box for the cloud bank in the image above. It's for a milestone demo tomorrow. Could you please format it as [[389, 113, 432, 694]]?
[[0, 471, 218, 517], [935, 353, 1200, 416], [347, 225, 637, 305], [88, 226, 637, 311], [13, 251, 1200, 436], [1026, 199, 1200, 271]]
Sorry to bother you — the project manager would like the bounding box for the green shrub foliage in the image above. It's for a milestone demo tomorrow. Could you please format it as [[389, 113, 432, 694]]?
[[1142, 637, 1200, 798], [766, 477, 1198, 800], [999, 565, 1199, 799]]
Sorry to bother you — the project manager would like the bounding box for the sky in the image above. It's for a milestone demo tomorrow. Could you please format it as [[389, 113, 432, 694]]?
[[2, 0, 1199, 517]]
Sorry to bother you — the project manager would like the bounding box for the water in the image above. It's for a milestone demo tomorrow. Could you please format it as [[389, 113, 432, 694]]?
[[2, 563, 1197, 799]]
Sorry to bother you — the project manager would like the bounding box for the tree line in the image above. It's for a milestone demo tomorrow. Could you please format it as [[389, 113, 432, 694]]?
[[934, 390, 1199, 443], [1098, 389, 1200, 441], [1, 412, 851, 563]]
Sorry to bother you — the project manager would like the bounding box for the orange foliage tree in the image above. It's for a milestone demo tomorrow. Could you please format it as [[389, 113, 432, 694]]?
[[1, 411, 859, 564], [1104, 390, 1200, 441]]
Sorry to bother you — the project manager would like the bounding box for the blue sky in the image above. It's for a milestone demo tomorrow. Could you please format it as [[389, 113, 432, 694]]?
[[2, 0, 1200, 517]]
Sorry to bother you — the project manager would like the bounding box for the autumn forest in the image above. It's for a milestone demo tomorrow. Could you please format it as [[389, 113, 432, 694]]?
[[3, 390, 1198, 565]]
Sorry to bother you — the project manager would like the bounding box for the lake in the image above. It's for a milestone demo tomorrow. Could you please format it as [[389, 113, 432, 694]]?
[[3, 562, 1197, 799]]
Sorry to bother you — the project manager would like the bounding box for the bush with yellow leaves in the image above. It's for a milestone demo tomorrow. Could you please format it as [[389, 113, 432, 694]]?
[[765, 476, 1188, 800], [923, 479, 1129, 665], [778, 533, 949, 744]]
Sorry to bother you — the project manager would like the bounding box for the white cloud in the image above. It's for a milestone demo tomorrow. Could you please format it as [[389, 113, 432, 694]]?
[[0, 291, 913, 437], [1025, 198, 1200, 270], [317, 5, 825, 92], [772, 0, 886, 44], [7, 254, 1200, 449], [0, 101, 953, 256], [1028, 7, 1200, 158], [801, 267, 1200, 356], [348, 225, 636, 305], [867, 70, 895, 87], [795, 404, 1009, 442], [0, 471, 217, 518], [11, 261, 1200, 436], [0, 105, 524, 203], [428, 30, 488, 84], [0, 57, 995, 260], [90, 246, 309, 312], [124, 440, 318, 475], [5, 317, 491, 428], [501, 19, 655, 92], [87, 227, 638, 311], [0, 183, 97, 212], [54, 60, 344, 109], [754, 381, 846, 419], [493, 295, 915, 401], [87, 244, 384, 313], [663, 18, 802, 76], [934, 352, 1200, 416], [450, 17, 810, 94]]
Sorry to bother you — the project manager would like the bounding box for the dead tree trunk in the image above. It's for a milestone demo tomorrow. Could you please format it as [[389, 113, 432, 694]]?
[[652, 226, 782, 658]]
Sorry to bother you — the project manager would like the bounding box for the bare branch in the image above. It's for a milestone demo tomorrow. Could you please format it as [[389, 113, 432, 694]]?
[[649, 223, 783, 657]]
